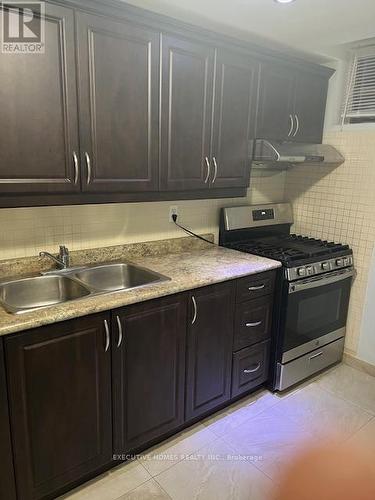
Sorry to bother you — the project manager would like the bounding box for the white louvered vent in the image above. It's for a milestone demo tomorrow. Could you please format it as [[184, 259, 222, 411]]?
[[342, 47, 375, 124]]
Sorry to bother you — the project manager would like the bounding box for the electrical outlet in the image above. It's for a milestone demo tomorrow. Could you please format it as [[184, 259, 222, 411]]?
[[169, 206, 178, 222]]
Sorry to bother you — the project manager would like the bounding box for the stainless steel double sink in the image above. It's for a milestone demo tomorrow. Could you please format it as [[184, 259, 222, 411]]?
[[0, 263, 169, 314]]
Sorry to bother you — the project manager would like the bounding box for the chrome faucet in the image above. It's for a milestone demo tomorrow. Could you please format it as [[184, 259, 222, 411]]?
[[39, 245, 70, 269]]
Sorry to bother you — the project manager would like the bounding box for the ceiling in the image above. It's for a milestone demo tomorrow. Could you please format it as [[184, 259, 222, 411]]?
[[122, 0, 375, 60]]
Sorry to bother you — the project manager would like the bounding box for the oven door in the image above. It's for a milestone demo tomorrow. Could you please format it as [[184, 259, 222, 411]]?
[[282, 267, 354, 363]]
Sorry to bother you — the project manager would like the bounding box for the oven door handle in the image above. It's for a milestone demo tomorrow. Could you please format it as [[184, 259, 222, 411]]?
[[289, 268, 355, 294]]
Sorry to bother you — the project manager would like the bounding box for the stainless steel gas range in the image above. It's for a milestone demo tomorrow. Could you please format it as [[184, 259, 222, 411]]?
[[219, 203, 355, 391]]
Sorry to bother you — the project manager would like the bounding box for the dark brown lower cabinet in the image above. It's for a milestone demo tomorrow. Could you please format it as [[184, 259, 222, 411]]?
[[233, 295, 273, 351], [2, 272, 275, 499], [231, 340, 270, 398], [0, 341, 16, 500], [112, 294, 187, 454], [5, 313, 113, 500], [185, 282, 235, 420]]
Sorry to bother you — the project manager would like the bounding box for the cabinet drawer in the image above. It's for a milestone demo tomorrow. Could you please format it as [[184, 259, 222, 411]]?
[[236, 271, 275, 302], [231, 340, 270, 398], [233, 295, 273, 351]]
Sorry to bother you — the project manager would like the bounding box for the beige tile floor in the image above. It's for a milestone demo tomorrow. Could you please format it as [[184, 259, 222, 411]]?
[[60, 363, 375, 500]]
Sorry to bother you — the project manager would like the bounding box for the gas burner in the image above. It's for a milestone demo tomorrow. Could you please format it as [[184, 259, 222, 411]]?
[[221, 205, 353, 280], [287, 234, 350, 252], [233, 241, 307, 264], [230, 233, 351, 268]]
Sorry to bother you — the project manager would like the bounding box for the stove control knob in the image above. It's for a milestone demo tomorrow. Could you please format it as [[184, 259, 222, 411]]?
[[306, 266, 314, 275], [297, 267, 306, 277], [321, 262, 330, 271], [342, 257, 349, 266], [336, 258, 343, 267]]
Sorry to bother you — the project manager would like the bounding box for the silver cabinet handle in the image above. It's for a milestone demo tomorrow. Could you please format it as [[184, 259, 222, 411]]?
[[104, 319, 110, 352], [288, 114, 294, 137], [204, 157, 211, 184], [212, 156, 218, 184], [293, 114, 299, 137], [309, 351, 323, 361], [248, 284, 265, 291], [245, 321, 262, 328], [116, 315, 123, 348], [85, 152, 92, 184], [191, 295, 197, 325], [244, 363, 261, 374], [72, 151, 79, 184]]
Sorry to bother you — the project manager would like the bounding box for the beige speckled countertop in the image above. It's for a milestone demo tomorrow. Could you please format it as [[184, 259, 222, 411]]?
[[0, 236, 281, 337]]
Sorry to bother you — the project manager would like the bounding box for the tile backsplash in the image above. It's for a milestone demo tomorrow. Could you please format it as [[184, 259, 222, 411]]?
[[0, 171, 286, 261], [285, 129, 375, 356]]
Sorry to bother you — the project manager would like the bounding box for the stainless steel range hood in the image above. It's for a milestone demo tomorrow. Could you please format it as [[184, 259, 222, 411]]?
[[251, 139, 344, 169]]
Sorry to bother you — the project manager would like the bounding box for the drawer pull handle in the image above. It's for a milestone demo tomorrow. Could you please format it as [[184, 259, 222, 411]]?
[[243, 363, 261, 374], [245, 321, 262, 328], [309, 351, 323, 361], [248, 284, 265, 291]]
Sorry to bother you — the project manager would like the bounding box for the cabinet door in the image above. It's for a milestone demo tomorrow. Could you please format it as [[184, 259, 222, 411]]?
[[211, 50, 258, 188], [6, 314, 112, 500], [112, 295, 187, 454], [160, 34, 215, 190], [77, 13, 159, 192], [0, 341, 16, 500], [0, 3, 80, 194], [256, 62, 295, 141], [292, 71, 329, 143], [186, 282, 235, 420]]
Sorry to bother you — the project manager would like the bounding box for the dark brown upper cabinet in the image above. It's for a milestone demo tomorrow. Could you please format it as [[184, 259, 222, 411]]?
[[185, 282, 235, 420], [211, 49, 259, 188], [0, 3, 80, 194], [0, 0, 332, 206], [0, 341, 16, 500], [112, 294, 187, 454], [256, 62, 296, 142], [76, 13, 160, 192], [160, 34, 215, 191], [160, 39, 258, 191], [292, 70, 329, 143], [256, 62, 331, 143], [5, 314, 112, 500]]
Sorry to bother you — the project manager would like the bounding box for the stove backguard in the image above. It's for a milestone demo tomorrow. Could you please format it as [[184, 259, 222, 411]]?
[[219, 210, 292, 248]]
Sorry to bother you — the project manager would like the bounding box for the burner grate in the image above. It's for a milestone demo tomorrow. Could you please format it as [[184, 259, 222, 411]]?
[[230, 234, 350, 265]]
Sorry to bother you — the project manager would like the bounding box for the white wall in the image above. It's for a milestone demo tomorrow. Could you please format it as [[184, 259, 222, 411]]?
[[358, 248, 375, 365], [322, 49, 375, 365]]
